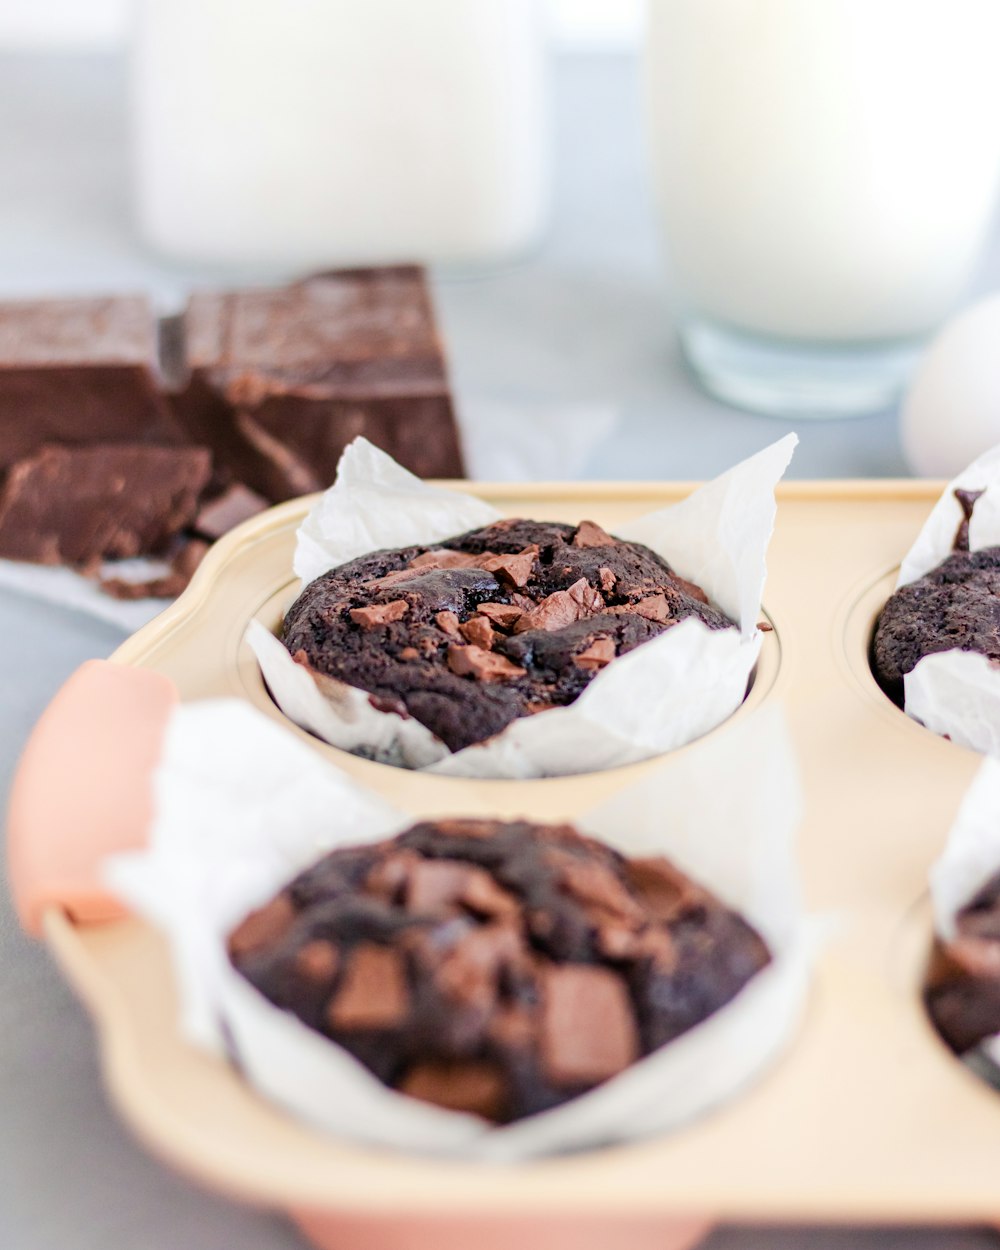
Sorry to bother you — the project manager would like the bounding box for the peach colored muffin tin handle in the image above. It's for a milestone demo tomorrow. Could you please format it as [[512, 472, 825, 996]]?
[[8, 659, 177, 935]]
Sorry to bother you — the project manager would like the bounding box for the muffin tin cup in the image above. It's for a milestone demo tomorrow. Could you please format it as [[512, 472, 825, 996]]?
[[11, 478, 1000, 1244]]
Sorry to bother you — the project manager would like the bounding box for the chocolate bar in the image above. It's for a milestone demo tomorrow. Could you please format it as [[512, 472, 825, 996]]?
[[173, 267, 463, 501], [0, 296, 183, 471], [0, 444, 211, 569], [0, 268, 464, 596]]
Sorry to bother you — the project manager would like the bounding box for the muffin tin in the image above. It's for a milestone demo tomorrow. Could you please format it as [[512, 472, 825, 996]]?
[[10, 478, 1000, 1245]]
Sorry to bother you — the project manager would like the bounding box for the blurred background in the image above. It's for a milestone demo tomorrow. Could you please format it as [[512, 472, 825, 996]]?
[[8, 0, 1000, 481]]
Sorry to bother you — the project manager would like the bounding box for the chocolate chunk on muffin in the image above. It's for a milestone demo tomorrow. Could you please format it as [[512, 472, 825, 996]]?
[[926, 870, 1000, 1055], [282, 518, 735, 752], [872, 489, 1000, 706], [229, 819, 771, 1123]]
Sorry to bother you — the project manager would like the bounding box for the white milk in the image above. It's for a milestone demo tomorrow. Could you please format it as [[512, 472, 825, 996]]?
[[132, 0, 549, 268], [645, 0, 1000, 343]]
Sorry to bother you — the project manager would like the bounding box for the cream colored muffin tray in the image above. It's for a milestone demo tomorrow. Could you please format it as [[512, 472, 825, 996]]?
[[9, 480, 1000, 1246]]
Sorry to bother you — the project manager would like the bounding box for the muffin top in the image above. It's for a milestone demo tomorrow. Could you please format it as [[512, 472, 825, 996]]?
[[282, 518, 734, 752], [873, 490, 1000, 706], [228, 818, 771, 1124], [926, 870, 1000, 1055]]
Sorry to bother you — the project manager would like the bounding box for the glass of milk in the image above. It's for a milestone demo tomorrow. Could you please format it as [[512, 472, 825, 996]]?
[[132, 0, 549, 270], [645, 0, 1000, 418]]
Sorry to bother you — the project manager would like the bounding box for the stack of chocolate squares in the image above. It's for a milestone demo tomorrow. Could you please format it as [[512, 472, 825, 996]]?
[[0, 266, 463, 600]]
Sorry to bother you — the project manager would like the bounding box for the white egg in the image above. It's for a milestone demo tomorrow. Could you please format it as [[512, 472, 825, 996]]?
[[901, 293, 1000, 478]]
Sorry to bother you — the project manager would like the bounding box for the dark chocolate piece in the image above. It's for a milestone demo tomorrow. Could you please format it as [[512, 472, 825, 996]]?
[[229, 819, 771, 1123], [173, 267, 463, 502], [282, 517, 735, 753], [0, 296, 183, 473], [0, 444, 210, 569], [193, 482, 268, 540]]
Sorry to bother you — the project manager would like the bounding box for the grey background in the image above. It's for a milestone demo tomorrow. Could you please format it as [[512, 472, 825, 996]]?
[[2, 50, 999, 1250]]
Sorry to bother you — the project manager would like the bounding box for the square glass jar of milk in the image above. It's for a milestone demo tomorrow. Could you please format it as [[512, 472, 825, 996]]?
[[645, 0, 1000, 418], [131, 0, 549, 269]]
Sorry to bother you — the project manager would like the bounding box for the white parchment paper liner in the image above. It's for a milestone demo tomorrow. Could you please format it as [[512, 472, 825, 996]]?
[[105, 699, 810, 1161], [896, 444, 1000, 754], [249, 434, 796, 778], [929, 755, 1000, 1064]]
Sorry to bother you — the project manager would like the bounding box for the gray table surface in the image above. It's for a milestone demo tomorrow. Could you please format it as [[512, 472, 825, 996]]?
[[2, 49, 1000, 1250]]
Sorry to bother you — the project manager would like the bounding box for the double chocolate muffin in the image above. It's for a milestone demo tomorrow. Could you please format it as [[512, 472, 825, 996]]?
[[926, 871, 1000, 1055], [872, 490, 1000, 706], [228, 819, 771, 1124], [282, 518, 735, 752]]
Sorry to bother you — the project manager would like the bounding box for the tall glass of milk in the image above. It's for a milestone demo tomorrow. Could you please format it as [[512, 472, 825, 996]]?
[[645, 0, 1000, 418], [132, 0, 549, 269]]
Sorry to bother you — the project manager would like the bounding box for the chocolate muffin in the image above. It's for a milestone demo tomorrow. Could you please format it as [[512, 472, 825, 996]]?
[[872, 490, 1000, 706], [926, 870, 1000, 1055], [282, 518, 735, 753], [228, 819, 771, 1124]]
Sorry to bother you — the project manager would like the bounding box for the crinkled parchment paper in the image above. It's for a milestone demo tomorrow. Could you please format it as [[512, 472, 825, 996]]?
[[106, 699, 809, 1161], [250, 434, 796, 779], [898, 445, 1000, 754]]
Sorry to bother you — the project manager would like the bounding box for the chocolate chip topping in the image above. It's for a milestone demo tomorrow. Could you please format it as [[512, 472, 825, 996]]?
[[447, 643, 526, 683], [349, 599, 409, 628], [327, 943, 410, 1031], [459, 615, 495, 648], [400, 1060, 507, 1120], [539, 965, 639, 1086], [573, 637, 616, 670], [230, 818, 771, 1123], [480, 547, 538, 588], [283, 518, 734, 752], [573, 520, 616, 549]]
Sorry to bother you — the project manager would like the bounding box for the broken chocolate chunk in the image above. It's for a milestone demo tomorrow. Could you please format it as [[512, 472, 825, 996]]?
[[173, 267, 464, 502], [631, 594, 673, 623], [539, 965, 640, 1086], [447, 643, 526, 682], [572, 519, 615, 549], [434, 609, 462, 636], [349, 599, 409, 628], [459, 616, 495, 648], [480, 547, 537, 589], [409, 548, 486, 571], [327, 943, 410, 1031], [400, 1060, 507, 1120], [0, 296, 184, 473], [193, 482, 268, 540], [514, 577, 603, 633], [0, 443, 211, 568], [573, 637, 616, 670], [476, 602, 523, 630]]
